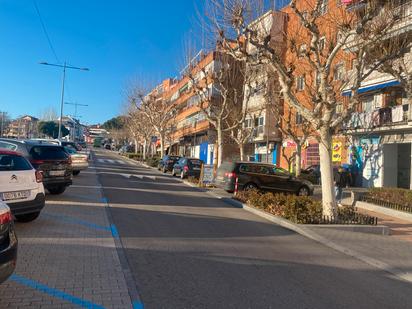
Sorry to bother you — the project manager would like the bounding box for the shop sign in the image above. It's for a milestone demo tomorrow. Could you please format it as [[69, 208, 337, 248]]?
[[332, 142, 342, 162]]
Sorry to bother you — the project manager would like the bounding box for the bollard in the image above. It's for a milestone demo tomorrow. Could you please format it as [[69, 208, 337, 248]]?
[[234, 177, 239, 196]]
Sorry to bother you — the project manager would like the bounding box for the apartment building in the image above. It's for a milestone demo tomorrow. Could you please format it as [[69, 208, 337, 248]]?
[[341, 0, 412, 189], [164, 50, 242, 164], [242, 10, 286, 164], [6, 115, 39, 139]]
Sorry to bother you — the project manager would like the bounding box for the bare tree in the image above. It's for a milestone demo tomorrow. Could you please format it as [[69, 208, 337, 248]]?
[[130, 86, 177, 158], [186, 51, 247, 167], [125, 104, 154, 160], [207, 0, 403, 216]]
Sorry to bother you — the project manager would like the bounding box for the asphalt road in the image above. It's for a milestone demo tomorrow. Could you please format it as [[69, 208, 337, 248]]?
[[94, 150, 412, 309]]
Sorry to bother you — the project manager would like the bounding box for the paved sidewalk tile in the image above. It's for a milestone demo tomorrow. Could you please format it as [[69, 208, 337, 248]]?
[[0, 168, 132, 309]]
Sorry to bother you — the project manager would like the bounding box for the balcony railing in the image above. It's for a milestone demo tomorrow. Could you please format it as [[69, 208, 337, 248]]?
[[345, 0, 412, 48], [344, 104, 411, 130]]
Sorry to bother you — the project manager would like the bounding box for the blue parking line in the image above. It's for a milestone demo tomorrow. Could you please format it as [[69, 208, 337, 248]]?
[[43, 213, 111, 232], [110, 224, 120, 238], [10, 274, 105, 309], [132, 301, 144, 309]]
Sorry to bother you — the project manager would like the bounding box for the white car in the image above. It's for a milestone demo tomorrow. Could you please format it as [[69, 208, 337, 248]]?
[[0, 150, 45, 222]]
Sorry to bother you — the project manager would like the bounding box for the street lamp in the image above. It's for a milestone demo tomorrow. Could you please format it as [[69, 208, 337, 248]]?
[[39, 61, 89, 140]]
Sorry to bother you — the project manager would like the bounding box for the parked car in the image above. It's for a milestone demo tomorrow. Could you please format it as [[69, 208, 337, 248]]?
[[158, 155, 181, 173], [0, 201, 17, 284], [61, 141, 82, 151], [0, 150, 45, 222], [300, 165, 321, 184], [172, 157, 203, 179], [0, 139, 72, 195], [118, 145, 134, 155], [63, 146, 89, 176], [104, 144, 112, 150], [215, 161, 314, 196]]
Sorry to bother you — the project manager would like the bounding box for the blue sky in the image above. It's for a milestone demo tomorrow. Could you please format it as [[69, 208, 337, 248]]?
[[0, 0, 201, 124], [0, 0, 289, 125]]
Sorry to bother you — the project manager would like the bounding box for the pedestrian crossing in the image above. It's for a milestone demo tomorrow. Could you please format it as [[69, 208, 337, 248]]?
[[96, 158, 131, 165]]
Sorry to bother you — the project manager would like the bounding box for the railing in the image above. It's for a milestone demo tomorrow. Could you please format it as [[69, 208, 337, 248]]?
[[344, 105, 411, 130], [301, 213, 378, 225], [360, 195, 412, 214]]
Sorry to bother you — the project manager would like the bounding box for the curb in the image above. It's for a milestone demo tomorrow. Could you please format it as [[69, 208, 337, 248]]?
[[356, 201, 412, 223], [91, 151, 144, 307], [118, 154, 412, 284]]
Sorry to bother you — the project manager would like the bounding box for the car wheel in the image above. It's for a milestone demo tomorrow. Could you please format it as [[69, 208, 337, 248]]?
[[180, 171, 185, 179], [172, 169, 176, 176], [298, 186, 310, 196], [73, 170, 80, 176], [15, 211, 40, 223], [48, 186, 67, 195], [244, 182, 258, 191]]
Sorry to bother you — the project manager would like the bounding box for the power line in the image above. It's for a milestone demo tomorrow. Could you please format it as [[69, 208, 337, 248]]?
[[33, 0, 60, 63]]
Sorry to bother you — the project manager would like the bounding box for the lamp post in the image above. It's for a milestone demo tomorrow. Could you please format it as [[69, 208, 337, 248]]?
[[39, 61, 89, 140]]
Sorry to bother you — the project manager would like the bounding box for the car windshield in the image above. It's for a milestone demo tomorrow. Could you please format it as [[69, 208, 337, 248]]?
[[30, 146, 69, 160], [0, 154, 32, 171]]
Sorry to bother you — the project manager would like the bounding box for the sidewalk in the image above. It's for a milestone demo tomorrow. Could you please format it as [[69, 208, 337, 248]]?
[[0, 165, 133, 308]]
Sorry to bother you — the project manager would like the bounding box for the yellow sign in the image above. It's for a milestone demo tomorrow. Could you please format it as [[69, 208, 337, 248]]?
[[332, 142, 342, 162]]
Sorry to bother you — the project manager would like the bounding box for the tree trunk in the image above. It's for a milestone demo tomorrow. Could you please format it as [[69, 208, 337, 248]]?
[[143, 140, 147, 161], [160, 132, 165, 158], [295, 143, 302, 177], [319, 129, 337, 217], [217, 125, 223, 167], [134, 138, 138, 154], [239, 143, 245, 161]]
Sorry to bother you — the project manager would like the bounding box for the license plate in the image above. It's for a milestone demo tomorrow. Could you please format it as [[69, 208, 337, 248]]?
[[49, 170, 65, 176], [2, 190, 30, 201]]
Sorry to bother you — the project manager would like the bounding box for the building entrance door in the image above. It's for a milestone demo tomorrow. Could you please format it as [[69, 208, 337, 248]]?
[[397, 143, 411, 189]]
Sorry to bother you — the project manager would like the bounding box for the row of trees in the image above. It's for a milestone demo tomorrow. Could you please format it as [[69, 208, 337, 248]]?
[[119, 0, 411, 217]]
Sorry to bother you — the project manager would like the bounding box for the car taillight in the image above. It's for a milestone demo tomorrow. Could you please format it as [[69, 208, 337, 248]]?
[[35, 170, 43, 183], [0, 209, 12, 225], [30, 159, 45, 165], [184, 166, 189, 172], [225, 172, 237, 178]]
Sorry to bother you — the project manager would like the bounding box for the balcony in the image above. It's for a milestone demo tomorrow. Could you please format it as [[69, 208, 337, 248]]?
[[344, 1, 412, 50], [343, 104, 412, 133]]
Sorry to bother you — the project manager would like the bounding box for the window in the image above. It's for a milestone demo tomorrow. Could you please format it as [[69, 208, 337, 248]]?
[[334, 63, 344, 81], [296, 76, 305, 91], [244, 118, 253, 128], [336, 103, 343, 114], [296, 113, 303, 124], [0, 141, 17, 151], [255, 116, 264, 126], [320, 0, 328, 15], [319, 37, 326, 51]]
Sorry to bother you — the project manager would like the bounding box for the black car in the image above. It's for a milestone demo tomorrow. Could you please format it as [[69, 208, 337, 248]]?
[[172, 157, 203, 179], [158, 155, 181, 173], [0, 139, 72, 195], [0, 201, 18, 284], [215, 161, 314, 196]]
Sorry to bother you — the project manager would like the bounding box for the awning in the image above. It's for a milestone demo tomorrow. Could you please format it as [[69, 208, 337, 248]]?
[[342, 80, 400, 97]]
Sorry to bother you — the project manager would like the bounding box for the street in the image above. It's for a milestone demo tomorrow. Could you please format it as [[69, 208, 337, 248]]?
[[1, 149, 412, 308]]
